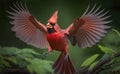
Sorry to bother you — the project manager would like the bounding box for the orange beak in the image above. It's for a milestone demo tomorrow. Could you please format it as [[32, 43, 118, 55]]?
[[46, 23, 52, 28]]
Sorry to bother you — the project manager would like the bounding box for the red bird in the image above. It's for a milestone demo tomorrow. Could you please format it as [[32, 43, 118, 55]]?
[[7, 2, 111, 74]]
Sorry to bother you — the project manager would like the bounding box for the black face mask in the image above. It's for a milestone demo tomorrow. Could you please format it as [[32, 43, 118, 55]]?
[[47, 23, 56, 34]]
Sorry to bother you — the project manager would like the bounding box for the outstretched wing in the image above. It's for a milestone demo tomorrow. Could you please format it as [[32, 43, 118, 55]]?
[[7, 2, 49, 48], [65, 5, 111, 48]]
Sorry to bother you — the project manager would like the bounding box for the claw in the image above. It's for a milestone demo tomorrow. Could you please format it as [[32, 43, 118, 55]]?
[[41, 52, 48, 59]]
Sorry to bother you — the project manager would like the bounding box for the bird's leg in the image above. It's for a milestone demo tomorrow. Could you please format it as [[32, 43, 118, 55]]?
[[64, 53, 69, 61], [64, 45, 69, 60], [41, 46, 53, 59], [48, 46, 53, 53]]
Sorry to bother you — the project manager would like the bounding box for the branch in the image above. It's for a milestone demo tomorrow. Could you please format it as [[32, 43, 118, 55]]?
[[76, 52, 120, 74]]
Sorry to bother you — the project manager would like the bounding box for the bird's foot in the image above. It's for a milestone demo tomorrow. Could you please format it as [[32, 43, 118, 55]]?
[[41, 52, 48, 59], [64, 53, 69, 61]]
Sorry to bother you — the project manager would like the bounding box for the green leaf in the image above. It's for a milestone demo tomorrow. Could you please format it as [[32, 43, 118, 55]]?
[[112, 29, 120, 37], [89, 61, 99, 70], [8, 57, 17, 64], [25, 58, 53, 74], [98, 45, 115, 55], [17, 48, 40, 56], [19, 53, 34, 59], [27, 64, 34, 73], [81, 54, 99, 67], [16, 58, 28, 68], [1, 60, 11, 67], [112, 65, 120, 72], [100, 54, 111, 61], [0, 47, 19, 55]]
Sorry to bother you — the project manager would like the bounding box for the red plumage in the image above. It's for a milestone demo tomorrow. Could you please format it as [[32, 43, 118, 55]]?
[[47, 13, 75, 73], [7, 2, 111, 74]]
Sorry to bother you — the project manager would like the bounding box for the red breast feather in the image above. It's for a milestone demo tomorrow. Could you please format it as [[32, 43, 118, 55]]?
[[47, 32, 67, 51]]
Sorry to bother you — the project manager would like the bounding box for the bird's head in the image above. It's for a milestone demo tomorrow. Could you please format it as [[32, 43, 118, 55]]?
[[46, 10, 58, 33]]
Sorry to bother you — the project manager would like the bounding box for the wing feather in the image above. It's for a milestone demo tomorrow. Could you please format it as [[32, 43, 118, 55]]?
[[65, 5, 111, 48], [7, 2, 49, 48]]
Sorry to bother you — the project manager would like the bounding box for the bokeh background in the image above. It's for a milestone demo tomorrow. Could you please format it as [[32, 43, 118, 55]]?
[[0, 0, 120, 73]]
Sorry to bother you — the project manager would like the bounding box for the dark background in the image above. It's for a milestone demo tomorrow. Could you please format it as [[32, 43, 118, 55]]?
[[0, 0, 120, 71]]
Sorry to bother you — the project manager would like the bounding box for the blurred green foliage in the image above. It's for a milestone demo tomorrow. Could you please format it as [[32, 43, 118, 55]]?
[[0, 0, 120, 74], [81, 54, 99, 67], [80, 29, 120, 73], [98, 45, 115, 55], [0, 47, 53, 74]]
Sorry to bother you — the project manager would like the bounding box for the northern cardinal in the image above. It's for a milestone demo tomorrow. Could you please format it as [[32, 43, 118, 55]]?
[[7, 2, 111, 74]]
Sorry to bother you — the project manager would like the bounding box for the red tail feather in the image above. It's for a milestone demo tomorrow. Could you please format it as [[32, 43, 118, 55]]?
[[53, 53, 75, 74]]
